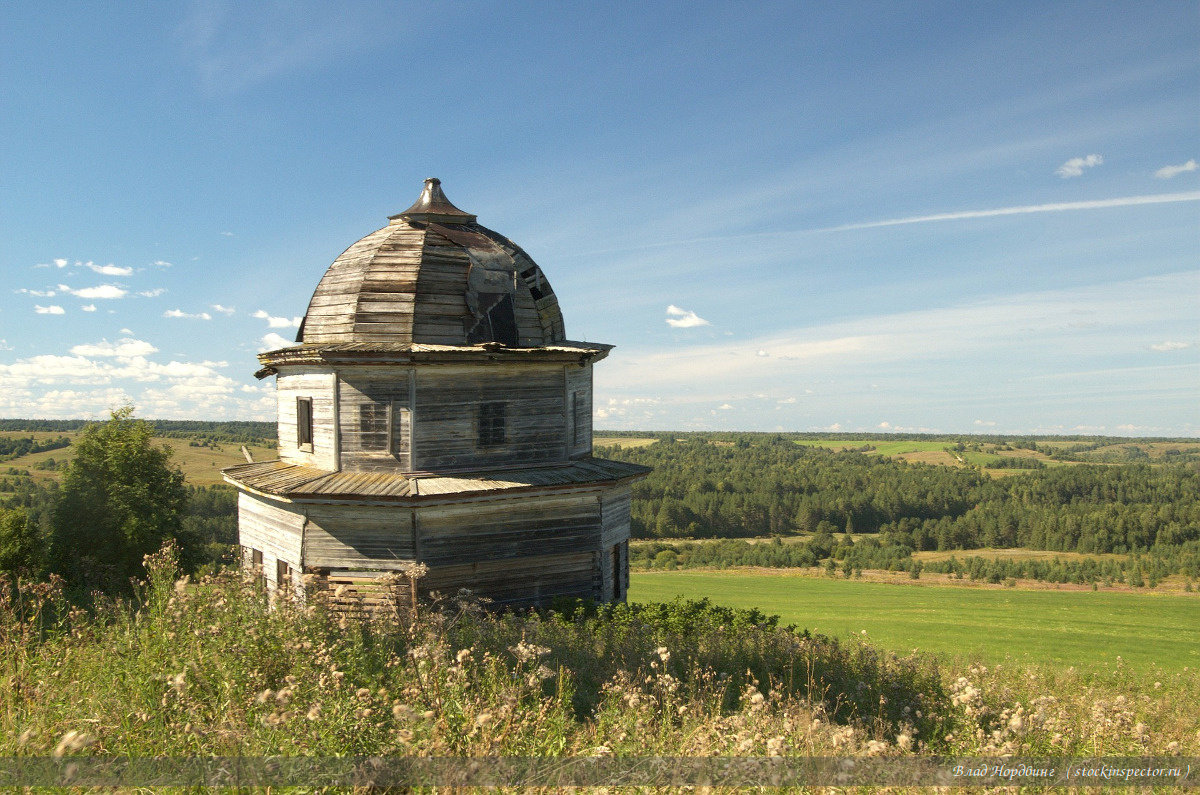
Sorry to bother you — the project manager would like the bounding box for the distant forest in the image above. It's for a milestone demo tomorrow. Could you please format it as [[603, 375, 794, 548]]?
[[0, 419, 275, 445], [601, 436, 1200, 580]]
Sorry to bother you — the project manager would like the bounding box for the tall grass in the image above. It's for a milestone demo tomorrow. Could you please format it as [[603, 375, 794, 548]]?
[[2, 543, 1196, 763]]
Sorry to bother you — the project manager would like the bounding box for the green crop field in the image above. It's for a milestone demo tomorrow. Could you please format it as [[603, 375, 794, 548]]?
[[794, 439, 953, 456], [630, 570, 1200, 672]]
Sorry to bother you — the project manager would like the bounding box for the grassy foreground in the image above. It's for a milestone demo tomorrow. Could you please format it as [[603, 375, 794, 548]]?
[[3, 545, 1197, 779], [630, 571, 1200, 671]]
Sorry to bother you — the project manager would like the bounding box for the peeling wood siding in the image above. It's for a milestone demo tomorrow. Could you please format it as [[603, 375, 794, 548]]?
[[337, 368, 413, 471], [304, 504, 415, 570], [238, 493, 304, 587], [600, 485, 632, 549], [413, 364, 567, 470], [276, 368, 337, 469], [421, 551, 597, 607], [565, 364, 592, 457], [416, 493, 600, 567]]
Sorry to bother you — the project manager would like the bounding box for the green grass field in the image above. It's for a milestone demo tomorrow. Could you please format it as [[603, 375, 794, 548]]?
[[630, 570, 1200, 671], [794, 439, 952, 456]]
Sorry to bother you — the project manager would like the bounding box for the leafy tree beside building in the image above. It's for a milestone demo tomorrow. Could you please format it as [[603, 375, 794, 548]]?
[[50, 407, 188, 591]]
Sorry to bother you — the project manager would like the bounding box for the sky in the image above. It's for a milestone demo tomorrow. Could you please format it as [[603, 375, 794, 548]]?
[[1, 2, 1197, 436]]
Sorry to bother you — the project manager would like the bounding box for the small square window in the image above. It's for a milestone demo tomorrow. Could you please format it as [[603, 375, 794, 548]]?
[[479, 402, 506, 447]]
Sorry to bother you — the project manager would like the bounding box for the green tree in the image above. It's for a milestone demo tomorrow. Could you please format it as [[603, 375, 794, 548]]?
[[0, 508, 41, 575], [51, 407, 187, 591]]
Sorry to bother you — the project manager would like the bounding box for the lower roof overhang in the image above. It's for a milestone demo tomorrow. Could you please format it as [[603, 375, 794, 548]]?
[[254, 341, 613, 379], [222, 457, 650, 506]]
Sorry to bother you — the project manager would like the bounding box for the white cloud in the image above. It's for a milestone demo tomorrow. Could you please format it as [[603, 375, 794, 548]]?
[[1056, 154, 1103, 178], [139, 288, 167, 298], [777, 397, 797, 404], [756, 349, 769, 357], [119, 328, 133, 335], [974, 419, 998, 427], [1155, 160, 1197, 179], [164, 309, 212, 320], [0, 339, 10, 351], [54, 258, 68, 268], [151, 260, 172, 267], [717, 403, 734, 410], [70, 338, 159, 358], [69, 284, 127, 300], [211, 304, 236, 315], [665, 304, 710, 328], [221, 231, 234, 237], [81, 304, 97, 312], [1150, 340, 1191, 352], [17, 288, 57, 297], [34, 305, 65, 315], [259, 332, 293, 351], [88, 262, 133, 276], [253, 309, 301, 328]]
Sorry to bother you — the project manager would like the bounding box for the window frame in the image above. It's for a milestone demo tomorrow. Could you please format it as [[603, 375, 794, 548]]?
[[296, 397, 314, 452], [478, 401, 507, 447]]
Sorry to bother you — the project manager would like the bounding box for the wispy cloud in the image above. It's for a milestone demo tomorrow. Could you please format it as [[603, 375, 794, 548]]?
[[81, 304, 97, 312], [826, 192, 1200, 233], [1150, 340, 1191, 351], [1055, 153, 1103, 178], [665, 305, 710, 328], [211, 304, 236, 315], [151, 260, 172, 268], [164, 309, 212, 320], [138, 288, 167, 298], [253, 309, 301, 328], [87, 262, 133, 276], [1155, 159, 1197, 179], [34, 305, 65, 315], [16, 288, 57, 297]]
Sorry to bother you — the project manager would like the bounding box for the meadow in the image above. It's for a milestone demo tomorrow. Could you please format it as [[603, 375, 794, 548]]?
[[630, 570, 1200, 672]]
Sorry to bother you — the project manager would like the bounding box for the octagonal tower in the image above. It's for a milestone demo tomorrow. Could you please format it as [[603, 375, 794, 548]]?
[[223, 179, 649, 607]]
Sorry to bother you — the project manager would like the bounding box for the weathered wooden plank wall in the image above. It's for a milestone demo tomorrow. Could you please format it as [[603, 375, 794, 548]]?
[[337, 367, 413, 470], [237, 494, 304, 587], [420, 551, 597, 606], [416, 493, 600, 566], [304, 504, 415, 570], [276, 368, 337, 470], [565, 363, 592, 458], [413, 364, 567, 470]]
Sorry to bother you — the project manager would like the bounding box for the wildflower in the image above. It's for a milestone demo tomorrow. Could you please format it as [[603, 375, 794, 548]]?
[[396, 729, 414, 743], [865, 739, 889, 756], [422, 710, 435, 719], [17, 727, 35, 747], [53, 730, 95, 757], [475, 712, 493, 727], [356, 687, 372, 701], [306, 705, 322, 721], [1167, 741, 1180, 753], [392, 703, 412, 720], [256, 689, 274, 704], [168, 671, 186, 693], [1154, 681, 1162, 689], [330, 670, 345, 684], [591, 745, 613, 757], [456, 648, 473, 664], [656, 646, 671, 664], [895, 733, 913, 752], [509, 641, 551, 663], [766, 737, 785, 756]]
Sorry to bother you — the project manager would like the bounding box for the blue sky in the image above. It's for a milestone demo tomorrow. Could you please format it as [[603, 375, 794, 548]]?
[[1, 2, 1196, 435]]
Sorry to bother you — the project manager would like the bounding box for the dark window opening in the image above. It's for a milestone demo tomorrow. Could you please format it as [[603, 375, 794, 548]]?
[[276, 559, 292, 591], [479, 402, 507, 447], [359, 401, 389, 451], [296, 398, 313, 449], [250, 548, 265, 588], [611, 545, 621, 600]]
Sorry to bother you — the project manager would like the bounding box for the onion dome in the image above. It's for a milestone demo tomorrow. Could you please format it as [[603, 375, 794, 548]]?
[[297, 178, 565, 348]]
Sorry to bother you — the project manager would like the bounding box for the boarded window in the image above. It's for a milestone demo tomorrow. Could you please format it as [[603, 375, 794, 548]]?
[[479, 402, 506, 447], [358, 401, 389, 451], [296, 398, 313, 449], [573, 390, 587, 448]]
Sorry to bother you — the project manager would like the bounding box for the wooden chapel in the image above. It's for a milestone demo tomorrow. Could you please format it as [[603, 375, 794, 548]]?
[[223, 178, 649, 607]]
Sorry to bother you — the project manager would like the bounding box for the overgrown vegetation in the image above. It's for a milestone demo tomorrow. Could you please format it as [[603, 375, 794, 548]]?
[[3, 545, 1194, 762]]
